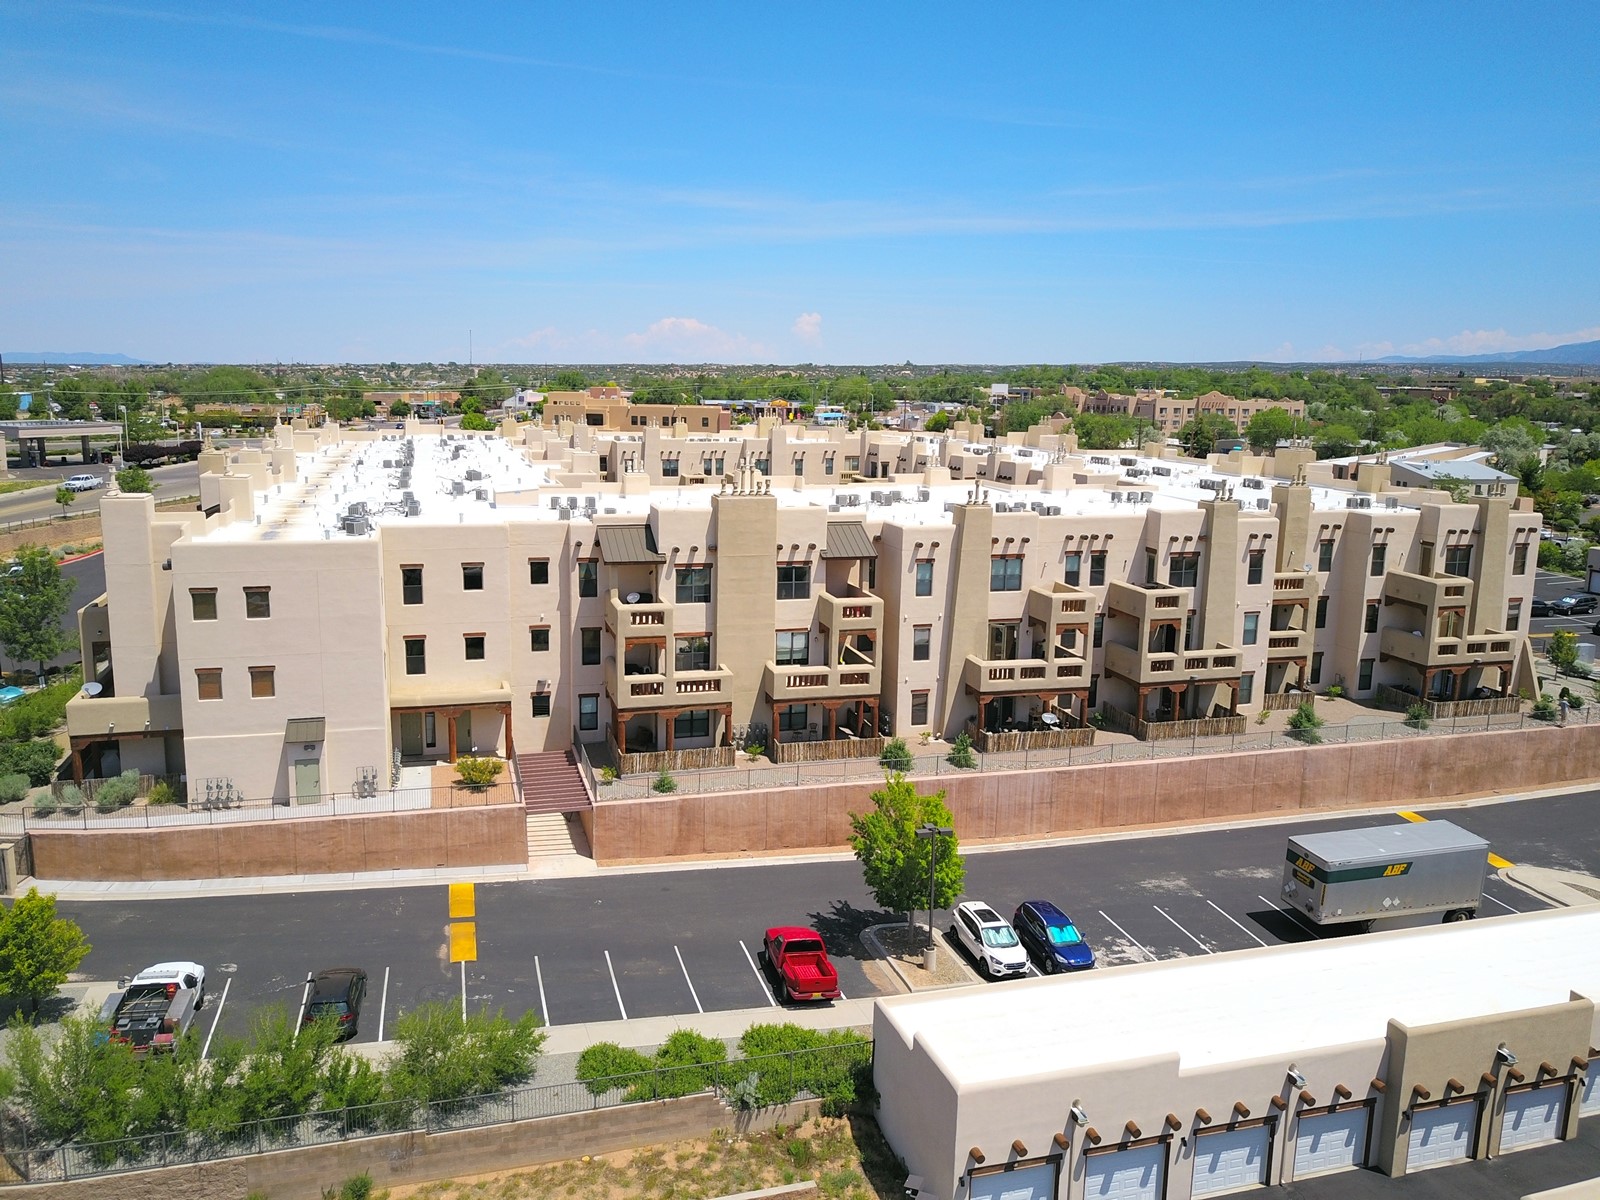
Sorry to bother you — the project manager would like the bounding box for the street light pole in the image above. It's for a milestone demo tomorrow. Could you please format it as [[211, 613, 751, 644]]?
[[916, 822, 954, 969]]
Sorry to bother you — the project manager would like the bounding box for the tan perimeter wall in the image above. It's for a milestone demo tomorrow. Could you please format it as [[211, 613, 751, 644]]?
[[590, 724, 1600, 865], [28, 805, 527, 882], [0, 1095, 815, 1200]]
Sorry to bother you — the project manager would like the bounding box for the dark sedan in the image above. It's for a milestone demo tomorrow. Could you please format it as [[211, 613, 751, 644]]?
[[300, 967, 368, 1041], [1551, 594, 1598, 616], [1013, 900, 1096, 973]]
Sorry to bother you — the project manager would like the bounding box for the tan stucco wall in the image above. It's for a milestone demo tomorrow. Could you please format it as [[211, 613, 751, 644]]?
[[590, 722, 1600, 864], [28, 804, 526, 882]]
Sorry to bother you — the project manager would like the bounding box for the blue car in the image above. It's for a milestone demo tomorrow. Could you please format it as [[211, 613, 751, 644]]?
[[1013, 900, 1096, 973]]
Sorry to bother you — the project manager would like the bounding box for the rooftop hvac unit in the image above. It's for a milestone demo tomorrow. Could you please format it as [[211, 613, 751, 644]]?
[[474, 488, 488, 501], [1110, 492, 1122, 503], [451, 481, 465, 496], [347, 501, 368, 517], [838, 493, 860, 506], [1142, 491, 1154, 503], [870, 490, 887, 503], [1090, 456, 1110, 464], [451, 446, 462, 460], [550, 496, 564, 509], [382, 459, 393, 469], [341, 515, 370, 537], [558, 507, 573, 521], [1347, 496, 1372, 509], [1241, 477, 1264, 489], [828, 503, 842, 512], [565, 496, 579, 509], [404, 498, 421, 517], [1152, 466, 1172, 476], [944, 502, 959, 513], [1385, 496, 1399, 509], [1120, 457, 1137, 466], [1045, 505, 1062, 516], [465, 469, 482, 481], [917, 487, 930, 502], [584, 496, 597, 512], [1257, 498, 1270, 510]]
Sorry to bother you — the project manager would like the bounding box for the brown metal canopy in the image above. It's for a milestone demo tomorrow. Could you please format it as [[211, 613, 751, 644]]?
[[595, 523, 665, 563], [822, 520, 876, 559]]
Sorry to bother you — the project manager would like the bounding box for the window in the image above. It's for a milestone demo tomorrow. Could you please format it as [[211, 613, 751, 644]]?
[[1513, 542, 1530, 575], [915, 560, 934, 596], [578, 693, 598, 731], [528, 559, 549, 585], [196, 668, 222, 700], [676, 565, 711, 603], [1247, 549, 1264, 585], [778, 704, 808, 734], [1063, 552, 1081, 586], [845, 456, 860, 473], [462, 563, 484, 590], [249, 666, 275, 698], [1089, 551, 1107, 587], [1315, 595, 1328, 629], [1506, 599, 1522, 631], [988, 622, 1020, 660], [464, 634, 485, 661], [661, 457, 679, 477], [401, 566, 423, 605], [1419, 542, 1435, 577], [673, 709, 711, 739], [1238, 672, 1254, 706], [1358, 658, 1374, 691], [1369, 543, 1386, 577], [990, 556, 1023, 592], [777, 564, 810, 600], [910, 690, 929, 725], [1093, 613, 1104, 648], [1317, 539, 1334, 572], [581, 627, 601, 665], [1309, 651, 1323, 685], [531, 693, 551, 717], [1242, 612, 1259, 645], [578, 560, 598, 598], [1365, 601, 1379, 633], [824, 457, 834, 476], [244, 587, 271, 619], [530, 626, 550, 652], [775, 630, 809, 666], [675, 635, 710, 672], [404, 637, 426, 675], [190, 588, 217, 621], [1438, 609, 1463, 640], [1168, 553, 1200, 588], [1443, 544, 1473, 578], [1144, 548, 1157, 586], [913, 625, 931, 661]]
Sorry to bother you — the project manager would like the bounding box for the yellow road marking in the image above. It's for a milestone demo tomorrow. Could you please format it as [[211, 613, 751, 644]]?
[[1397, 809, 1514, 867], [1397, 810, 1425, 823], [449, 881, 476, 919], [449, 921, 478, 963]]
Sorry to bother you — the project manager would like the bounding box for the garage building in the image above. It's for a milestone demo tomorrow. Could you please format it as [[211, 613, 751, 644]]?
[[875, 906, 1600, 1200]]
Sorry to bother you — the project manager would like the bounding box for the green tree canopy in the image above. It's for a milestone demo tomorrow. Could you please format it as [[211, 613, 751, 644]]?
[[0, 889, 91, 1017], [1314, 423, 1364, 460], [551, 369, 588, 391], [1244, 406, 1296, 453], [1071, 412, 1137, 450], [387, 400, 411, 417], [115, 466, 155, 494], [0, 545, 77, 681], [1549, 629, 1580, 675], [460, 411, 493, 431], [848, 775, 965, 926], [1177, 412, 1238, 458]]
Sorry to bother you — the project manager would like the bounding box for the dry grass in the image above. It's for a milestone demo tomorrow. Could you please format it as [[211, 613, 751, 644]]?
[[381, 1112, 904, 1200]]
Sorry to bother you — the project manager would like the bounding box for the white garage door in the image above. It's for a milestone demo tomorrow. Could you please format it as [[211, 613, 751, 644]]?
[[1084, 1143, 1165, 1200], [968, 1161, 1059, 1200], [1191, 1125, 1271, 1196], [1582, 1062, 1599, 1117], [1293, 1107, 1369, 1178], [1407, 1101, 1475, 1170], [1500, 1085, 1565, 1153]]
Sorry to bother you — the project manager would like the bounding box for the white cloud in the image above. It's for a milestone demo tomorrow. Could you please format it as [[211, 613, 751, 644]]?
[[792, 312, 822, 342], [1400, 325, 1600, 356], [622, 316, 767, 361]]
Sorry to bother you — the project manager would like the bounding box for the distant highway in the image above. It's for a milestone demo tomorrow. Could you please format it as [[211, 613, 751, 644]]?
[[0, 461, 200, 525]]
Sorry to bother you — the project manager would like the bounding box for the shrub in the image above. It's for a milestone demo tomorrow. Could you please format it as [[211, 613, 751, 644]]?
[[146, 780, 180, 806], [386, 1002, 546, 1107], [0, 740, 62, 788], [55, 784, 85, 815], [731, 1024, 873, 1112], [1286, 702, 1324, 745], [575, 1041, 653, 1096], [94, 769, 141, 812], [322, 1173, 373, 1200], [653, 1029, 727, 1098], [0, 774, 30, 804], [1325, 685, 1345, 700], [1531, 694, 1558, 722], [744, 743, 764, 759], [598, 766, 617, 785], [29, 792, 55, 819], [651, 768, 677, 794], [878, 737, 913, 773], [453, 756, 504, 789], [945, 733, 977, 770], [1404, 702, 1431, 730]]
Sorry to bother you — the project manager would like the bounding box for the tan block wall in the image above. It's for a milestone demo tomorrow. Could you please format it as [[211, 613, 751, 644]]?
[[28, 805, 527, 882], [591, 723, 1600, 864]]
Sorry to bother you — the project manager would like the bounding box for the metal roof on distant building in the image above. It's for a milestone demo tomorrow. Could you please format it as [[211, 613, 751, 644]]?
[[595, 523, 665, 563], [822, 521, 877, 559], [1391, 458, 1514, 483]]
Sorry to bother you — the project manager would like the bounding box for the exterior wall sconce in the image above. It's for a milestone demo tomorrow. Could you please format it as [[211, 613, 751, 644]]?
[[1068, 1104, 1088, 1128], [1287, 1065, 1307, 1089]]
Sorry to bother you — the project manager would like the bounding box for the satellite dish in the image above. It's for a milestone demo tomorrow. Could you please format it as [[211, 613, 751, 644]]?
[[81, 682, 103, 697]]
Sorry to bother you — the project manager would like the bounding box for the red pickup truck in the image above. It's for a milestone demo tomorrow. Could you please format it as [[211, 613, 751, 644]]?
[[762, 926, 841, 1002]]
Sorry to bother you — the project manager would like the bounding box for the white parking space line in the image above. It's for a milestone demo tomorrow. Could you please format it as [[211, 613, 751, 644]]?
[[534, 955, 550, 1026], [1098, 910, 1156, 962], [837, 985, 848, 1000], [739, 939, 779, 1007], [674, 945, 704, 1014], [376, 966, 389, 1042], [201, 976, 231, 1060], [1207, 899, 1269, 947], [292, 972, 313, 1042], [1258, 893, 1322, 937], [603, 950, 628, 1020], [1153, 905, 1213, 953], [1481, 892, 1522, 914]]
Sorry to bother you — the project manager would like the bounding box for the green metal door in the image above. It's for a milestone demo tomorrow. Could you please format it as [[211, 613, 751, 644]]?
[[293, 758, 321, 803], [399, 713, 423, 756]]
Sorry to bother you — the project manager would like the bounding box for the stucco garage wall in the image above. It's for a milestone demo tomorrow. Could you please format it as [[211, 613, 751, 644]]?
[[590, 723, 1600, 865]]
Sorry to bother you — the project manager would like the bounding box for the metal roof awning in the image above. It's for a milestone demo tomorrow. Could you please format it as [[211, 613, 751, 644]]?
[[595, 523, 665, 563], [285, 717, 326, 742], [822, 521, 877, 559]]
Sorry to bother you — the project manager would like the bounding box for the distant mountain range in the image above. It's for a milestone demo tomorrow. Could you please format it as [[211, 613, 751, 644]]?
[[1378, 339, 1600, 366], [2, 352, 151, 366]]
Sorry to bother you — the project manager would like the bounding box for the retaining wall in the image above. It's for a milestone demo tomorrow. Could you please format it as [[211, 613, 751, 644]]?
[[589, 723, 1600, 865]]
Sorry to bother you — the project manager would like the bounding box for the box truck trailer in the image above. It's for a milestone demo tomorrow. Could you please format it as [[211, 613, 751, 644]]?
[[1281, 820, 1490, 930]]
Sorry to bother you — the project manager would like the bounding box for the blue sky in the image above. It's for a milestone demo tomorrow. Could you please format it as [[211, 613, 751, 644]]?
[[3, 2, 1598, 365]]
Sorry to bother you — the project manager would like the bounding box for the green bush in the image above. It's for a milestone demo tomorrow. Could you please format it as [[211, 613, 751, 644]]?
[[453, 756, 504, 789], [653, 1029, 727, 1098], [322, 1173, 373, 1200], [1324, 685, 1345, 700], [1531, 694, 1558, 722], [385, 1002, 546, 1107], [0, 674, 81, 743], [0, 775, 30, 804], [0, 740, 61, 788], [94, 769, 140, 813], [55, 784, 84, 815], [945, 732, 977, 770], [1286, 702, 1324, 745], [651, 768, 678, 794], [878, 737, 913, 772], [575, 1041, 654, 1096], [1404, 702, 1431, 730], [730, 1024, 872, 1112], [145, 780, 180, 806]]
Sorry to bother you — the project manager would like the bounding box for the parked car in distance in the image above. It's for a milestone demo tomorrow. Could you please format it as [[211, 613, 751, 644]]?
[[63, 473, 103, 492], [1530, 597, 1553, 617], [761, 926, 841, 1002], [1012, 900, 1096, 973], [1552, 594, 1598, 616], [300, 967, 368, 1041], [951, 901, 1029, 979]]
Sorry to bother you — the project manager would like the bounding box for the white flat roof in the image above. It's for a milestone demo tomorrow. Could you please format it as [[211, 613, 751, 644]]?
[[879, 907, 1600, 1087]]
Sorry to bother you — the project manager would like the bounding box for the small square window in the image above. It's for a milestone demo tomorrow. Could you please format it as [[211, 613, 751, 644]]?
[[776, 564, 810, 600], [249, 666, 275, 698], [464, 634, 485, 661], [244, 587, 271, 619], [196, 668, 222, 700], [775, 630, 809, 665], [530, 626, 550, 652], [529, 559, 550, 585], [531, 693, 551, 717], [190, 589, 217, 621], [462, 563, 484, 590], [676, 565, 711, 603]]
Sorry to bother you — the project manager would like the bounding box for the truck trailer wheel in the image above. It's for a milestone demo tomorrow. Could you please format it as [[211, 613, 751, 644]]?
[[1443, 909, 1474, 923]]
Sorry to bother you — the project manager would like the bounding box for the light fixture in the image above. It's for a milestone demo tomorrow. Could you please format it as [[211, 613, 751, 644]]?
[[1287, 1065, 1307, 1089], [1496, 1044, 1518, 1066], [1068, 1103, 1089, 1128]]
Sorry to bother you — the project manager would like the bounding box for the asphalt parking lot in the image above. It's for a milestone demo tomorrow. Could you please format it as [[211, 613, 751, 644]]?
[[64, 790, 1589, 1054], [1530, 567, 1600, 651]]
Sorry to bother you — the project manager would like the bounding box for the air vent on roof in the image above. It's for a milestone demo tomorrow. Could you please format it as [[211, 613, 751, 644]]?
[[1241, 477, 1264, 489], [1152, 466, 1172, 476], [558, 507, 573, 521], [465, 469, 482, 481], [451, 481, 465, 496], [1385, 496, 1399, 509], [1347, 496, 1372, 509], [1120, 457, 1137, 466], [1045, 505, 1061, 516], [1110, 492, 1122, 503], [1257, 498, 1270, 510], [917, 487, 930, 502]]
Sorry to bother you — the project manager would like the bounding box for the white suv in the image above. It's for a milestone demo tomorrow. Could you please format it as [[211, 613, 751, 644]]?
[[951, 901, 1029, 979], [63, 473, 103, 492]]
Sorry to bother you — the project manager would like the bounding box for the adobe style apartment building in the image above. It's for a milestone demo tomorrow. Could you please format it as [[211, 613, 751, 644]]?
[[1080, 388, 1307, 436], [64, 414, 1539, 804]]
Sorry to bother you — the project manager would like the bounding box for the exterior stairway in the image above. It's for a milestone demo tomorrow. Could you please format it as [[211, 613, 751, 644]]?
[[516, 750, 592, 814], [526, 812, 582, 860]]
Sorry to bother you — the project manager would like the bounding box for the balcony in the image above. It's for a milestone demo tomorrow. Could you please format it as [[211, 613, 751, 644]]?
[[1103, 641, 1242, 686], [1383, 571, 1473, 613], [962, 655, 1087, 697], [1025, 582, 1094, 628], [605, 590, 673, 640], [763, 659, 882, 702], [1379, 626, 1516, 669], [1272, 571, 1317, 599], [65, 692, 184, 739], [818, 589, 883, 634], [609, 658, 733, 710], [1105, 579, 1190, 626], [1265, 629, 1312, 658]]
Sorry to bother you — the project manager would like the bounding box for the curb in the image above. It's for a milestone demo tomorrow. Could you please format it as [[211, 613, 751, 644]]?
[[860, 922, 978, 993]]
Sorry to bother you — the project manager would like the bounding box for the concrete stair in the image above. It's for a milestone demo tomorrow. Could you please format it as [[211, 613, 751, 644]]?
[[525, 812, 581, 860], [516, 750, 591, 814]]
